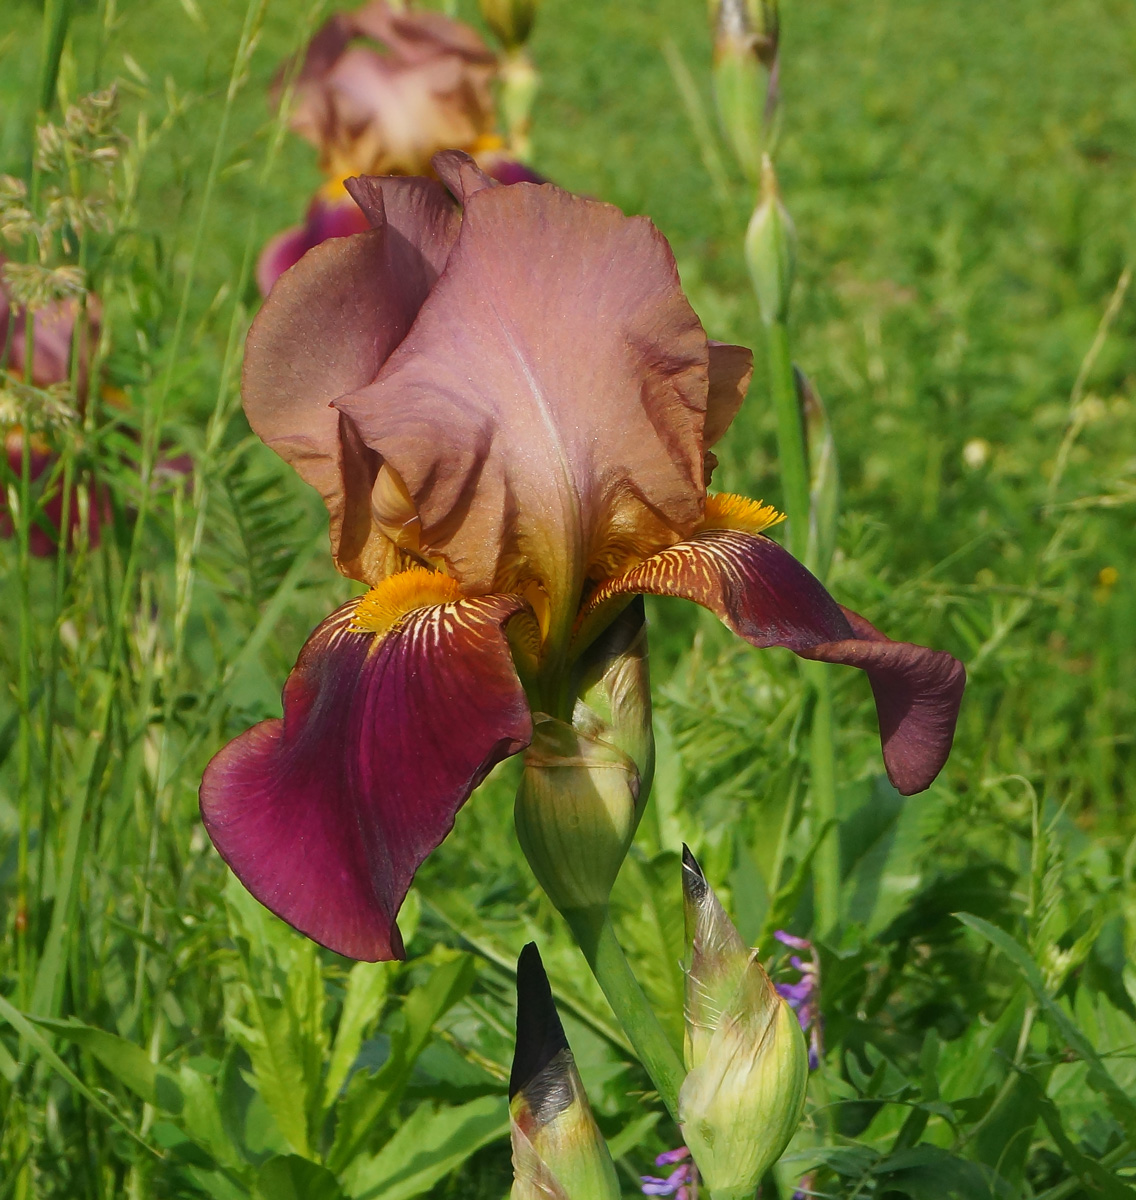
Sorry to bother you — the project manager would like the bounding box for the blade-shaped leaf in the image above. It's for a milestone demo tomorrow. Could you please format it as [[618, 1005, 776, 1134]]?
[[341, 1095, 508, 1200], [328, 953, 477, 1172]]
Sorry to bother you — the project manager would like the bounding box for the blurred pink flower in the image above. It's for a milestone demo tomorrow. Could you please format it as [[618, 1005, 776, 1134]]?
[[258, 2, 543, 295], [283, 0, 498, 179], [0, 264, 106, 555]]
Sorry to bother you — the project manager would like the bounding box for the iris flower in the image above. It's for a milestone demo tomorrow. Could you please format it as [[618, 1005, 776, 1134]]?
[[202, 151, 965, 961], [259, 2, 540, 294], [0, 266, 104, 554]]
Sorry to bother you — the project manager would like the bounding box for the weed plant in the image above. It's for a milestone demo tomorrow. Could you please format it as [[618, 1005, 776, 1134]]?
[[0, 0, 1133, 1197]]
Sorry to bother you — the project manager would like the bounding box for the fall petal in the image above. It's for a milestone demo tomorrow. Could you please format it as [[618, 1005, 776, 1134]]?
[[200, 590, 532, 961], [799, 608, 966, 797], [586, 529, 964, 794], [335, 168, 711, 634]]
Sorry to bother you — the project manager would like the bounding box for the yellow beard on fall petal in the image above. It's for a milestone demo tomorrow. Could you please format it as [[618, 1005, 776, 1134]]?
[[349, 567, 465, 636], [697, 493, 785, 535]]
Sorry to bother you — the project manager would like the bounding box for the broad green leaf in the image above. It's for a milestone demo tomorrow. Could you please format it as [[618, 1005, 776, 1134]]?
[[322, 961, 392, 1115], [0, 995, 156, 1156], [341, 1096, 508, 1200], [957, 913, 1136, 1142], [254, 1155, 346, 1200], [177, 1063, 244, 1171], [30, 1015, 167, 1107], [225, 998, 313, 1158], [328, 953, 477, 1173]]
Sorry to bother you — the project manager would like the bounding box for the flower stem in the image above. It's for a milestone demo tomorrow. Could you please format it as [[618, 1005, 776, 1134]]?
[[564, 906, 685, 1122], [764, 318, 840, 935], [767, 321, 810, 563]]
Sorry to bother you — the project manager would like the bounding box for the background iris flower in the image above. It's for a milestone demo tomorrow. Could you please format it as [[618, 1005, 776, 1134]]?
[[257, 1, 541, 295], [202, 152, 965, 962]]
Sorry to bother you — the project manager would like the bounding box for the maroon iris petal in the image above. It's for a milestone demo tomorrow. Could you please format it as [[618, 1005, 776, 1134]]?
[[798, 607, 967, 797], [587, 529, 965, 794], [200, 593, 532, 960]]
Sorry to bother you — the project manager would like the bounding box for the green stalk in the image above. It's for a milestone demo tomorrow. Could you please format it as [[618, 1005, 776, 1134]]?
[[765, 320, 839, 933], [564, 907, 685, 1123], [15, 421, 33, 1013], [766, 321, 809, 560]]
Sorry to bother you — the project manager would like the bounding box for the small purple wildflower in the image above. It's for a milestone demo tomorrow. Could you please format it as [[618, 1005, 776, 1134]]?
[[774, 930, 823, 1071], [641, 1146, 696, 1199]]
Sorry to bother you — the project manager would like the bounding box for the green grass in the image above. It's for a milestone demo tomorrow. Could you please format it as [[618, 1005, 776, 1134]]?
[[1, 0, 1135, 1196]]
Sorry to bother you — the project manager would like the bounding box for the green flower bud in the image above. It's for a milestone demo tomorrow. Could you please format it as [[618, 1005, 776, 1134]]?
[[744, 155, 796, 326], [572, 597, 654, 792], [510, 944, 620, 1200], [499, 49, 539, 159], [710, 0, 778, 183], [514, 715, 641, 920], [680, 848, 808, 1199], [481, 0, 539, 50]]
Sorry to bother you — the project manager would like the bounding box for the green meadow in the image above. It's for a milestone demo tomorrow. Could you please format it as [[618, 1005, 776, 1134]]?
[[1, 0, 1134, 1195]]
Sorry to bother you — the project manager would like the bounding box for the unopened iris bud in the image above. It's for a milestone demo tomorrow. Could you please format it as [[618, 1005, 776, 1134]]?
[[744, 154, 796, 326], [711, 0, 778, 183], [572, 597, 654, 792], [514, 715, 641, 920], [679, 847, 807, 1200], [481, 0, 539, 50], [510, 943, 620, 1200]]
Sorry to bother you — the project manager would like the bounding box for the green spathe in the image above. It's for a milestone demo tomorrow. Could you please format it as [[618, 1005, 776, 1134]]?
[[514, 716, 641, 917], [680, 848, 808, 1197], [744, 155, 796, 326]]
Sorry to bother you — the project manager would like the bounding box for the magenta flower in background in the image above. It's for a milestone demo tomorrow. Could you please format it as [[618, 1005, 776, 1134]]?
[[202, 152, 966, 962]]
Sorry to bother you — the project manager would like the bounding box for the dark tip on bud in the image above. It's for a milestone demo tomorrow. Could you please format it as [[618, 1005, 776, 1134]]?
[[511, 943, 570, 1102], [682, 844, 710, 903]]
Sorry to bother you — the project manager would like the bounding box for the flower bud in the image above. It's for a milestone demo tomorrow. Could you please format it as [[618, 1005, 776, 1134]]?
[[481, 0, 539, 50], [679, 847, 807, 1199], [572, 597, 654, 792], [514, 715, 641, 919], [710, 0, 778, 183], [510, 943, 620, 1200], [744, 155, 796, 326]]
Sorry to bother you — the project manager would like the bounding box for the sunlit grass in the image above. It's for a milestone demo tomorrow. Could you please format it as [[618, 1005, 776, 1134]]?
[[1, 0, 1134, 1196]]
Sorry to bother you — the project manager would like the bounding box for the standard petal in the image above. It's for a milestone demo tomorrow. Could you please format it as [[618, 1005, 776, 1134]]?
[[335, 168, 711, 638], [256, 191, 371, 296], [704, 341, 754, 448], [584, 529, 964, 794], [242, 180, 459, 584], [200, 589, 532, 960]]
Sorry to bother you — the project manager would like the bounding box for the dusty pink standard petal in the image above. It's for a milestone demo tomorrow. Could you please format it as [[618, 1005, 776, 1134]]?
[[704, 341, 754, 448], [242, 178, 459, 582], [433, 148, 496, 201], [335, 174, 711, 635], [586, 529, 964, 794], [256, 190, 371, 296], [200, 590, 532, 960]]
